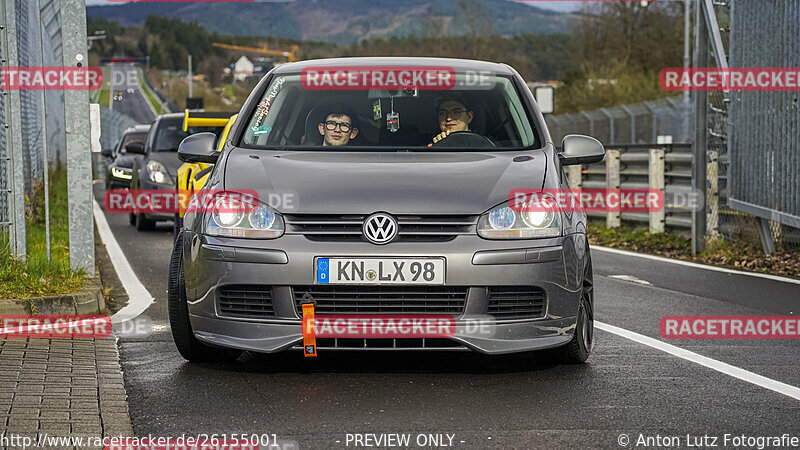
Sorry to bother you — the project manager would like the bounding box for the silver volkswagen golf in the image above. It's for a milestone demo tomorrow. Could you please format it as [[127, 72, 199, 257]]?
[[168, 57, 605, 364]]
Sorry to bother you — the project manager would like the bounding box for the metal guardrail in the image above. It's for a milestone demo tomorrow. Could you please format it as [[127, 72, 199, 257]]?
[[569, 143, 694, 231]]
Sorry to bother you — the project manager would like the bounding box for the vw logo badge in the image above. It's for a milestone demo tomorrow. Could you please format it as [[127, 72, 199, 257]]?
[[363, 213, 398, 244]]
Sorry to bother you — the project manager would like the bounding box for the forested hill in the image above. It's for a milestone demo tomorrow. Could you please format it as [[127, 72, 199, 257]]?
[[86, 0, 573, 45]]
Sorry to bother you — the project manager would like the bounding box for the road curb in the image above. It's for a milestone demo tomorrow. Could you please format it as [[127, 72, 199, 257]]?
[[0, 268, 106, 315]]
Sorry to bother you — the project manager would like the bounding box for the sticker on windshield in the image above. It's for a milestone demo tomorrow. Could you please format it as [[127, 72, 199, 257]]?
[[251, 76, 285, 131], [253, 126, 271, 136]]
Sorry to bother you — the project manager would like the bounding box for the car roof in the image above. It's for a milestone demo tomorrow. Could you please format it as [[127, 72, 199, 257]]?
[[272, 57, 515, 76], [123, 124, 151, 134]]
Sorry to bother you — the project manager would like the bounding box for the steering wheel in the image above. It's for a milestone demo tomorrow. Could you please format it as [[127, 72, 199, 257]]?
[[431, 131, 496, 148]]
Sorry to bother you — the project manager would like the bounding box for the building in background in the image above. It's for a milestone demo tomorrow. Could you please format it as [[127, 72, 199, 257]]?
[[233, 56, 254, 82]]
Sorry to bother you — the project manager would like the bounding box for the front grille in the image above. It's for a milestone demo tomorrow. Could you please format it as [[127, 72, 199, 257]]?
[[487, 286, 546, 320], [293, 285, 467, 315], [218, 285, 275, 318], [284, 214, 477, 242]]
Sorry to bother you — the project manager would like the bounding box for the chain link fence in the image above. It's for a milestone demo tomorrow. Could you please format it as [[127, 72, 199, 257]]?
[[698, 0, 800, 253], [546, 96, 692, 146], [0, 0, 94, 273]]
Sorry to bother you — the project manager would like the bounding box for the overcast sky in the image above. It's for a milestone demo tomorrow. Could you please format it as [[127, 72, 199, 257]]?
[[85, 0, 581, 12]]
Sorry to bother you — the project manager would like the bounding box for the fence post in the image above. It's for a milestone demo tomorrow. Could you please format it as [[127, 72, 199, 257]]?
[[649, 148, 665, 234], [581, 111, 594, 137], [35, 0, 51, 262], [606, 149, 621, 228], [62, 0, 94, 276], [568, 166, 582, 190], [600, 108, 615, 145], [706, 149, 719, 239], [621, 105, 636, 144], [2, 0, 27, 260], [692, 0, 709, 254]]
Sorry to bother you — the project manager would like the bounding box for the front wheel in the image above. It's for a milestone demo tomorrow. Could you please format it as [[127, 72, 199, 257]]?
[[542, 253, 594, 364], [168, 234, 238, 362], [135, 213, 156, 231], [172, 214, 181, 242]]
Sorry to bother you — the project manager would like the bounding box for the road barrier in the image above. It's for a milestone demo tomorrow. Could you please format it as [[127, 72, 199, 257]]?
[[567, 143, 694, 233]]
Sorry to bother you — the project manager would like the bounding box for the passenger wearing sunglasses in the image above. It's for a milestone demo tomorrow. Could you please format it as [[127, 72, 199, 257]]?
[[429, 94, 475, 147], [318, 109, 358, 147]]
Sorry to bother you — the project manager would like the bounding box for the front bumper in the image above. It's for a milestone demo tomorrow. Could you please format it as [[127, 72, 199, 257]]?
[[138, 178, 175, 221], [181, 232, 588, 354]]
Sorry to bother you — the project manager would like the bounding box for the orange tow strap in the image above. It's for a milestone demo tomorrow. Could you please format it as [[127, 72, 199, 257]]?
[[302, 301, 317, 358]]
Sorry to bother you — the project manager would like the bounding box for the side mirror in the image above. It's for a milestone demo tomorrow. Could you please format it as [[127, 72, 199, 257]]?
[[178, 132, 219, 163], [125, 141, 145, 154], [101, 148, 113, 158], [558, 134, 605, 166]]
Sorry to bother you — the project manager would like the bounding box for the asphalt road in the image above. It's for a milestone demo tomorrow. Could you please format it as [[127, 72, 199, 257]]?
[[93, 165, 800, 447], [109, 63, 156, 124]]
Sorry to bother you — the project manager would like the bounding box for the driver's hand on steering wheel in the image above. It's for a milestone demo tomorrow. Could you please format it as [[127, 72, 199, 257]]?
[[428, 130, 452, 147]]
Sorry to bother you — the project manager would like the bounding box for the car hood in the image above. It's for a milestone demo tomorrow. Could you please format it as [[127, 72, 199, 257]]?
[[224, 150, 546, 215], [146, 152, 181, 176], [111, 154, 141, 169]]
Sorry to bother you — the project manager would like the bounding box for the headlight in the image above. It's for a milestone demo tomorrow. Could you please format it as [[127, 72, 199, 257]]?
[[478, 197, 561, 239], [111, 167, 132, 180], [146, 161, 171, 184], [204, 194, 284, 239]]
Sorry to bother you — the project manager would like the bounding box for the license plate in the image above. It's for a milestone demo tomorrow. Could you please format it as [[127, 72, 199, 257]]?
[[315, 257, 445, 285]]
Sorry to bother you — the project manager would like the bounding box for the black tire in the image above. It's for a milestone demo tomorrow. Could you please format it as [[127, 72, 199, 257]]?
[[135, 213, 156, 231], [543, 252, 594, 364], [129, 213, 136, 226], [172, 214, 180, 242], [168, 234, 233, 362]]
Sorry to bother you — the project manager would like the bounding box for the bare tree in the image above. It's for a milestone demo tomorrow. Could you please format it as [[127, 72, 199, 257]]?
[[574, 2, 683, 73], [454, 0, 497, 59]]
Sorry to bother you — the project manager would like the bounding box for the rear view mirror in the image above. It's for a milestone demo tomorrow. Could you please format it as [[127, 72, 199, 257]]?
[[125, 141, 145, 154], [101, 148, 113, 158], [178, 132, 219, 163], [558, 135, 605, 166]]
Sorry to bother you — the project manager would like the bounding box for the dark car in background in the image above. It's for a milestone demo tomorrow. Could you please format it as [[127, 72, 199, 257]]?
[[102, 124, 150, 190], [129, 112, 228, 230]]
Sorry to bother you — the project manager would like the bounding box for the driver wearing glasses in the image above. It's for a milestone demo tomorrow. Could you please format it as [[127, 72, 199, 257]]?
[[318, 106, 359, 147], [429, 94, 475, 147]]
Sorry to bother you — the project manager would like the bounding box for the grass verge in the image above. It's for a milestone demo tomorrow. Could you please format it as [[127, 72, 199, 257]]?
[[587, 221, 800, 278], [0, 169, 86, 299]]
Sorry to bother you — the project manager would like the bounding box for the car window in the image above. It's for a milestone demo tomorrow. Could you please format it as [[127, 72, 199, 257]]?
[[118, 132, 147, 154], [153, 121, 224, 152], [241, 73, 538, 150]]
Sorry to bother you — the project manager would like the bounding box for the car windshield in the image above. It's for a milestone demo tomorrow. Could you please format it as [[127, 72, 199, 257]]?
[[153, 121, 223, 152], [241, 72, 537, 150]]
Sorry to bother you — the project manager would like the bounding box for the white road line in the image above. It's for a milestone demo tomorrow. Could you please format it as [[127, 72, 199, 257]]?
[[593, 245, 800, 285], [608, 275, 652, 286], [93, 199, 154, 323], [596, 321, 800, 402]]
